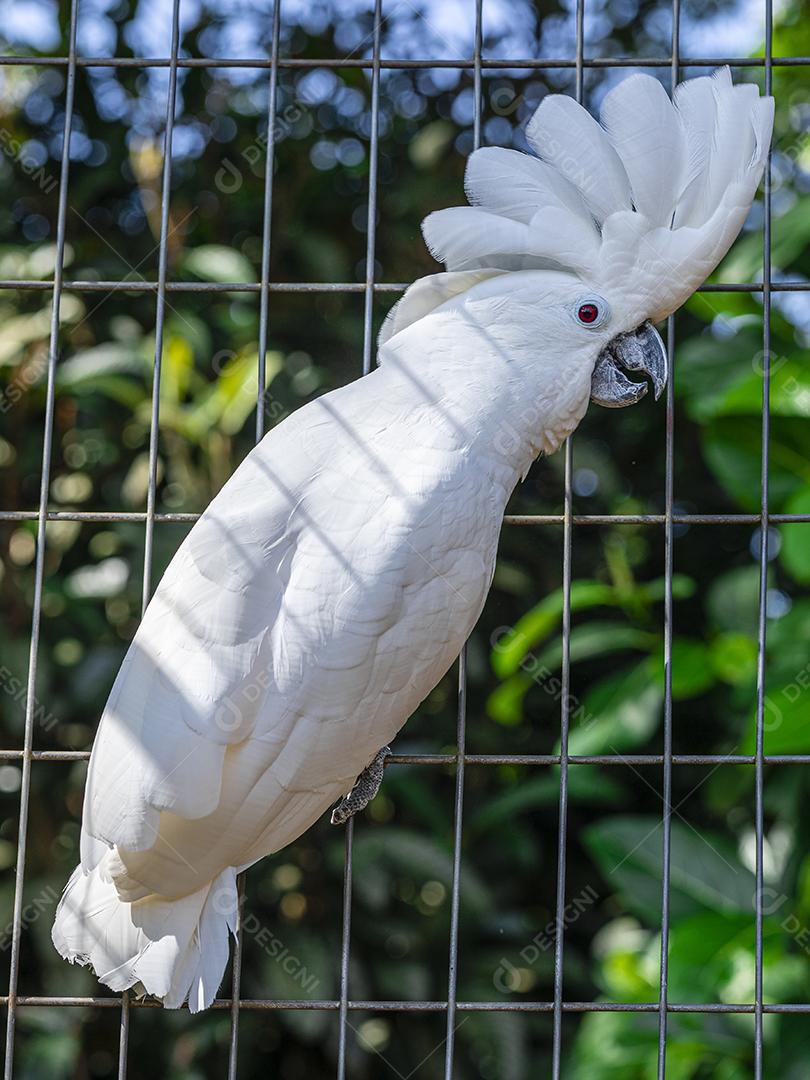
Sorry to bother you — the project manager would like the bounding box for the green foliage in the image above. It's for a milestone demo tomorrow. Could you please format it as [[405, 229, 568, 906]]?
[[1, 1, 809, 1078]]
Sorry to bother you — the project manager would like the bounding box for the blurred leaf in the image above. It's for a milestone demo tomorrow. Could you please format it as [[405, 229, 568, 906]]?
[[64, 557, 129, 599], [584, 816, 757, 923], [0, 296, 83, 365], [161, 335, 193, 403], [182, 348, 284, 440], [710, 632, 758, 685], [779, 486, 810, 583], [663, 638, 717, 700], [666, 909, 755, 1002], [486, 672, 532, 726], [766, 599, 810, 682], [741, 681, 810, 754], [491, 581, 615, 678], [719, 357, 810, 418], [351, 829, 491, 916], [532, 623, 655, 673], [66, 374, 145, 409], [703, 415, 810, 511], [468, 771, 622, 834], [488, 624, 655, 726], [718, 199, 810, 282], [122, 452, 162, 507], [0, 242, 73, 279], [675, 330, 761, 424], [183, 244, 255, 283], [492, 578, 693, 679], [707, 565, 763, 635], [566, 661, 662, 756], [408, 119, 455, 168], [57, 343, 143, 385], [639, 574, 696, 604]]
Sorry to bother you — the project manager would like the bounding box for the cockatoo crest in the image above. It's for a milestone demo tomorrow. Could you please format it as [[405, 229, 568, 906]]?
[[401, 68, 772, 339]]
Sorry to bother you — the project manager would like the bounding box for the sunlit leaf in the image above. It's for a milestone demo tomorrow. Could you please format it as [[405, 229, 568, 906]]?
[[183, 244, 255, 283]]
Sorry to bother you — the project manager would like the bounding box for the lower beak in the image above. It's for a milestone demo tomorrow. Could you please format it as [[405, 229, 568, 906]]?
[[590, 321, 668, 408]]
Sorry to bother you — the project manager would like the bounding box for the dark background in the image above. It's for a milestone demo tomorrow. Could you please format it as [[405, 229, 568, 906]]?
[[1, 0, 809, 1076]]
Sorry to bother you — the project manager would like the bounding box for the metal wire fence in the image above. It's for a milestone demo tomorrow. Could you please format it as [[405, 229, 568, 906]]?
[[0, 0, 805, 1077]]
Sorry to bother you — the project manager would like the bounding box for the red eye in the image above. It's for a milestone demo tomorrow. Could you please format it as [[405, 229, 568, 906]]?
[[577, 303, 599, 324]]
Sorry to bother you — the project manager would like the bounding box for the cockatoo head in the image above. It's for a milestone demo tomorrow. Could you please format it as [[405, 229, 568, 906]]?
[[385, 68, 773, 410]]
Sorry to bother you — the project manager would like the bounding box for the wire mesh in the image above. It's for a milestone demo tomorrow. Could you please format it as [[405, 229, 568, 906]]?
[[0, 0, 800, 1076]]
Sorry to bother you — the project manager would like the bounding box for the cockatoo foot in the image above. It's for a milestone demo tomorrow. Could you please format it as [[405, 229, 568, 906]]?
[[330, 746, 391, 825]]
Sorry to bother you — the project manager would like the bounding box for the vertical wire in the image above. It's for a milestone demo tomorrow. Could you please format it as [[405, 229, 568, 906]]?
[[227, 874, 247, 1080], [3, 4, 79, 1077], [228, 6, 284, 1074], [336, 2, 382, 1075], [656, 7, 680, 1076], [443, 658, 468, 1080], [255, 0, 282, 443], [336, 824, 354, 1080], [444, 12, 483, 1076], [140, 0, 182, 613], [754, 3, 773, 1076], [116, 994, 130, 1080], [360, 0, 383, 377], [120, 3, 182, 1074], [550, 4, 583, 1075]]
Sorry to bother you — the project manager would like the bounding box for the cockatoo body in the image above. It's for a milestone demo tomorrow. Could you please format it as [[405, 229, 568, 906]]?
[[53, 68, 772, 1011]]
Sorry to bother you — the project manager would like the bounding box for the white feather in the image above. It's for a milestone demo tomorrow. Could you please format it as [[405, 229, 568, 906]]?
[[422, 205, 598, 276], [671, 73, 720, 227], [674, 68, 764, 228], [422, 206, 538, 269], [525, 93, 632, 223], [600, 73, 687, 226], [464, 145, 593, 223], [52, 861, 238, 1012], [378, 270, 506, 347]]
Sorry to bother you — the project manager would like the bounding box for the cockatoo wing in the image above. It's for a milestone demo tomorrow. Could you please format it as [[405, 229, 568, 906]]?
[[81, 371, 497, 899]]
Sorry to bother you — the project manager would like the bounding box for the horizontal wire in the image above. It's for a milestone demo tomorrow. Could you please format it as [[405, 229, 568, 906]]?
[[0, 54, 808, 70], [4, 751, 810, 765], [1, 510, 808, 525], [1, 995, 809, 1014], [0, 280, 805, 294]]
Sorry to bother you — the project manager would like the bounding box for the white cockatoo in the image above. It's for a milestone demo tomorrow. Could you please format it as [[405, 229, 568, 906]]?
[[53, 68, 772, 1011]]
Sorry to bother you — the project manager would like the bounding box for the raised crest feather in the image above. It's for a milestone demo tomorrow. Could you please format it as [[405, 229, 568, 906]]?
[[423, 67, 773, 326]]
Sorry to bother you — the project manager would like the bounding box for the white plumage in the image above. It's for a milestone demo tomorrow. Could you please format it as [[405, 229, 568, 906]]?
[[53, 68, 772, 1010]]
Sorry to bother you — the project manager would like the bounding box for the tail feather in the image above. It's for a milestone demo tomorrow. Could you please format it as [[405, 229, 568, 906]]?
[[52, 860, 238, 1012]]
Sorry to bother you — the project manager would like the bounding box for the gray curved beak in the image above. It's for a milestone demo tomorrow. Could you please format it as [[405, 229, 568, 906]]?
[[590, 321, 668, 408]]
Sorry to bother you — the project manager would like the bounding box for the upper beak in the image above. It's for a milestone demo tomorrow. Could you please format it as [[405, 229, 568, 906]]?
[[590, 321, 668, 408]]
